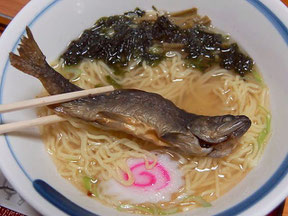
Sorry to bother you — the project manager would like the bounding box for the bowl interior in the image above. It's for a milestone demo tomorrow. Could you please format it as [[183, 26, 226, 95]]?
[[0, 0, 288, 215]]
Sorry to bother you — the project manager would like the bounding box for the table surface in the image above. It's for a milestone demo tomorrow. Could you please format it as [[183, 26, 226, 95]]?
[[0, 0, 288, 216]]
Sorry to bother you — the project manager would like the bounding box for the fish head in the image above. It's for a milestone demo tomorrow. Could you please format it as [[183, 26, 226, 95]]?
[[187, 115, 251, 144], [161, 115, 251, 157]]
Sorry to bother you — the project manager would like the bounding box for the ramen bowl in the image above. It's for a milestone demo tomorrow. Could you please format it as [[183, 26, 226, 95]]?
[[0, 0, 288, 215]]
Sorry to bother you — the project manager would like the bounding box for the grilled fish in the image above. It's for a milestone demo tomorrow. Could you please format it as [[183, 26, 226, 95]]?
[[9, 27, 251, 157]]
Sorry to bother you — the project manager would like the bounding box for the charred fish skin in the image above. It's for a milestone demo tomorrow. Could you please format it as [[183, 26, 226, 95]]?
[[55, 91, 250, 157], [55, 89, 210, 156], [9, 27, 252, 157]]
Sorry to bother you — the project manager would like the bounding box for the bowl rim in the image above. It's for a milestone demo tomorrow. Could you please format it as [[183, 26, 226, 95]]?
[[0, 0, 288, 216]]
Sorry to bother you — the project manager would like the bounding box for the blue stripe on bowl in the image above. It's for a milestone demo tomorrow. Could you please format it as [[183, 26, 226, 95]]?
[[0, 0, 61, 183], [33, 179, 99, 216], [247, 0, 288, 45], [0, 0, 287, 216], [215, 155, 288, 216]]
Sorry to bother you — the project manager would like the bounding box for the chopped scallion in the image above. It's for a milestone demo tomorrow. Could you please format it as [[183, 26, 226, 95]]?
[[82, 176, 92, 192], [106, 75, 122, 88], [257, 106, 271, 146], [117, 204, 154, 214], [251, 69, 263, 85], [94, 84, 104, 88], [117, 204, 179, 215], [82, 176, 99, 197], [185, 195, 212, 207], [62, 66, 82, 81]]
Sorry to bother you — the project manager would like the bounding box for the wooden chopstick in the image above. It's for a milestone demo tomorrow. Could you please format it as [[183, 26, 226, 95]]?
[[0, 86, 114, 113], [0, 115, 65, 134], [0, 86, 114, 134]]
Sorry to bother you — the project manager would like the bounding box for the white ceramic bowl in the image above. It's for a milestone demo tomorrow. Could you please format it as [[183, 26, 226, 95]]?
[[0, 0, 288, 215]]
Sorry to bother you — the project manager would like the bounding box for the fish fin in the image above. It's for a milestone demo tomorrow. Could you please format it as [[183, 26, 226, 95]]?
[[161, 132, 211, 156], [208, 140, 237, 158], [93, 112, 169, 146], [9, 26, 48, 79]]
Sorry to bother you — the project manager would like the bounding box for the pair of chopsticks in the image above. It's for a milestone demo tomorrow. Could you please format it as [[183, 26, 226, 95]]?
[[0, 86, 114, 134]]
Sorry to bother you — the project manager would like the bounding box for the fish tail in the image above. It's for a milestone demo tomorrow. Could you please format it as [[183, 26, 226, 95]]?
[[9, 26, 48, 79], [9, 27, 81, 95]]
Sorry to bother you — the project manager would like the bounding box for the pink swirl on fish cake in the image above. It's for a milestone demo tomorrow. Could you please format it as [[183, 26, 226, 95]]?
[[124, 162, 170, 191]]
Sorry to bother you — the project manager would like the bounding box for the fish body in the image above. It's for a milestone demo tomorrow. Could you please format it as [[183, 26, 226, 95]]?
[[9, 27, 251, 157]]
